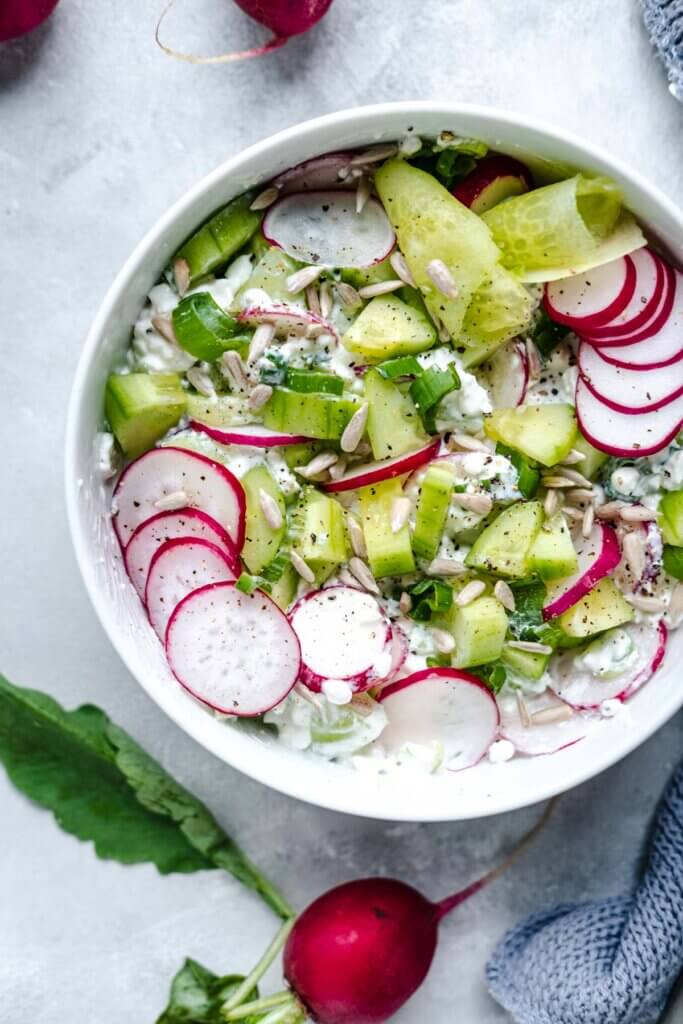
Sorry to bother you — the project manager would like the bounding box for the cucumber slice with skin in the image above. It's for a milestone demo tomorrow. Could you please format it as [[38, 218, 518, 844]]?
[[500, 644, 549, 680], [460, 263, 535, 356], [185, 393, 255, 427], [241, 465, 286, 574], [558, 577, 634, 638], [293, 489, 348, 582], [412, 463, 456, 561], [359, 478, 415, 578], [285, 368, 344, 395], [466, 501, 544, 579], [172, 293, 243, 362], [236, 247, 303, 305], [263, 388, 360, 441], [529, 513, 578, 581], [572, 432, 609, 480], [174, 194, 262, 288], [269, 563, 298, 611], [659, 491, 683, 546], [105, 373, 186, 458], [364, 368, 428, 460], [448, 596, 509, 669], [484, 404, 578, 467], [342, 295, 437, 362]]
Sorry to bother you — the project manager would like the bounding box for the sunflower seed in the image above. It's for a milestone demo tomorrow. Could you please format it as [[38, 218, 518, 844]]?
[[516, 691, 531, 727], [582, 503, 595, 538], [356, 176, 371, 214], [348, 556, 380, 594], [290, 550, 315, 584], [562, 506, 583, 521], [619, 504, 658, 523], [555, 467, 593, 488], [431, 627, 456, 654], [296, 451, 339, 479], [456, 580, 486, 607], [525, 338, 542, 381], [566, 488, 595, 505], [346, 514, 367, 558], [625, 594, 667, 613], [287, 265, 323, 294], [447, 432, 490, 453], [622, 530, 646, 581], [427, 557, 467, 576], [335, 281, 362, 310], [186, 366, 216, 398], [221, 350, 249, 391], [531, 705, 574, 725], [328, 455, 348, 481], [259, 488, 283, 530], [248, 384, 273, 412], [350, 144, 398, 166], [561, 448, 587, 466], [596, 500, 628, 519], [507, 640, 553, 655], [390, 250, 416, 287], [544, 489, 559, 517], [399, 591, 412, 615], [494, 580, 516, 611], [151, 313, 177, 344], [249, 186, 280, 211], [391, 497, 411, 534], [542, 475, 581, 489], [305, 284, 321, 316], [452, 491, 493, 515], [358, 279, 404, 299], [248, 322, 276, 364], [319, 281, 333, 320], [154, 490, 189, 511], [173, 258, 190, 296], [426, 259, 458, 298], [340, 402, 369, 453]]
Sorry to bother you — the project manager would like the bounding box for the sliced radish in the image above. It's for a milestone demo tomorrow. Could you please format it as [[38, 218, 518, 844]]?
[[124, 509, 239, 600], [166, 581, 300, 716], [578, 342, 683, 413], [189, 421, 309, 447], [581, 249, 665, 341], [543, 522, 621, 620], [638, 521, 664, 591], [387, 624, 409, 681], [323, 439, 441, 494], [575, 377, 683, 457], [478, 339, 529, 408], [497, 689, 587, 755], [544, 255, 636, 330], [112, 447, 246, 550], [237, 303, 339, 341], [378, 668, 500, 772], [272, 152, 354, 193], [452, 154, 532, 215], [289, 586, 393, 693], [584, 259, 674, 347], [583, 273, 683, 368], [145, 538, 236, 639], [263, 191, 395, 268], [549, 621, 667, 708]]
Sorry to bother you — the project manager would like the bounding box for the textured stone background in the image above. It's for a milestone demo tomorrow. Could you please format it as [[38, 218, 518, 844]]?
[[1, 1, 683, 1020]]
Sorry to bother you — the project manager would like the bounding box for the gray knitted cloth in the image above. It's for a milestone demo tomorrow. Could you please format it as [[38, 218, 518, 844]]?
[[641, 0, 683, 100], [486, 760, 683, 1023]]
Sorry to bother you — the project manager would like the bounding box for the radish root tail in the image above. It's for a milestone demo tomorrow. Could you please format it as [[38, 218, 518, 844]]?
[[435, 795, 560, 920], [155, 0, 289, 64]]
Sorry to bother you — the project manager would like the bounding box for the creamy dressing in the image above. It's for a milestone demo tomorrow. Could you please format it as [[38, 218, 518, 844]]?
[[574, 628, 638, 678], [417, 346, 492, 430]]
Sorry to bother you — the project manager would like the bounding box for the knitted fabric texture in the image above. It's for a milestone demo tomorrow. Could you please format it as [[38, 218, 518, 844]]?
[[641, 0, 683, 100], [486, 760, 683, 1023]]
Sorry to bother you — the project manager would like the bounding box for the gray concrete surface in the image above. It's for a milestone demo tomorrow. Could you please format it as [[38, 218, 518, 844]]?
[[1, 1, 682, 1020]]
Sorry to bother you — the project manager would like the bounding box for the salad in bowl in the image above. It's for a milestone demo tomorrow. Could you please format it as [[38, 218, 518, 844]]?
[[100, 128, 683, 781]]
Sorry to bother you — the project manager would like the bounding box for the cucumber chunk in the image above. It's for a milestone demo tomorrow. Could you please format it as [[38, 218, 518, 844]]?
[[359, 479, 415, 578], [529, 513, 578, 581], [466, 501, 544, 579], [364, 369, 428, 460], [500, 644, 549, 680], [558, 577, 634, 638], [412, 463, 455, 561], [293, 489, 348, 582], [236, 247, 302, 305], [573, 432, 609, 480], [659, 491, 683, 547], [269, 563, 298, 611], [285, 368, 344, 395], [449, 595, 508, 668], [172, 293, 243, 362], [263, 388, 359, 441], [174, 194, 261, 287], [105, 373, 186, 458], [484, 404, 577, 467], [342, 295, 437, 362], [663, 545, 683, 580], [241, 465, 286, 574], [185, 393, 254, 426]]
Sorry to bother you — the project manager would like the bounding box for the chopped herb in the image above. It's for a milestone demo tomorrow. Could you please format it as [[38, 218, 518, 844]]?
[[406, 578, 453, 622], [259, 350, 288, 386], [426, 654, 452, 669], [532, 309, 570, 357], [470, 661, 507, 693]]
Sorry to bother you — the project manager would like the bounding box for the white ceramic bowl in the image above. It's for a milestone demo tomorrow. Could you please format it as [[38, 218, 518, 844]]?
[[65, 102, 683, 821]]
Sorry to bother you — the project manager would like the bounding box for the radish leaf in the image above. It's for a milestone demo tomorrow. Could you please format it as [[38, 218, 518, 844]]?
[[157, 959, 256, 1024]]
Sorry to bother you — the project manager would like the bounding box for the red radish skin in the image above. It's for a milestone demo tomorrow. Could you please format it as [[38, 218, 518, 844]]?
[[189, 421, 309, 447], [0, 0, 59, 40], [544, 256, 636, 331], [237, 304, 339, 342], [452, 155, 533, 215], [543, 523, 621, 620], [577, 342, 683, 413], [478, 339, 529, 408], [583, 261, 676, 350], [324, 439, 441, 493], [580, 249, 665, 341], [574, 377, 683, 457], [124, 508, 240, 600], [144, 537, 236, 639]]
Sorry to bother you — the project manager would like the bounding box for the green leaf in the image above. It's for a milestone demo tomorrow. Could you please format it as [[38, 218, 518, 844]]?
[[532, 308, 570, 357], [156, 959, 257, 1024], [469, 661, 507, 693], [0, 675, 293, 920], [406, 578, 453, 622]]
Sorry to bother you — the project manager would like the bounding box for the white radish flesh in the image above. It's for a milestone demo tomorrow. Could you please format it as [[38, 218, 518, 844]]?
[[189, 421, 308, 447], [289, 586, 393, 692], [124, 509, 239, 600], [379, 668, 500, 771], [113, 447, 246, 550], [549, 621, 667, 708], [575, 377, 683, 457], [587, 269, 682, 366], [578, 342, 683, 412], [543, 523, 621, 619], [323, 439, 440, 494], [145, 538, 236, 639], [497, 689, 587, 755], [263, 191, 395, 268], [272, 151, 354, 193], [478, 339, 529, 408], [544, 255, 635, 328], [166, 582, 301, 716], [582, 249, 665, 340]]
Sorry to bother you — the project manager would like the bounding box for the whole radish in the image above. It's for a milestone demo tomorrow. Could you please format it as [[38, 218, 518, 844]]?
[[0, 0, 59, 41]]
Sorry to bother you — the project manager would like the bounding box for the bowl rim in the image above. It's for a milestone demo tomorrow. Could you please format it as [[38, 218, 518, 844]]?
[[65, 101, 683, 821]]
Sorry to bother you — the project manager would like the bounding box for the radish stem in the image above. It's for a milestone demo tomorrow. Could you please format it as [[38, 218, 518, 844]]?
[[222, 919, 295, 1012], [435, 795, 559, 920], [256, 1000, 306, 1024], [155, 0, 289, 64], [223, 990, 293, 1020]]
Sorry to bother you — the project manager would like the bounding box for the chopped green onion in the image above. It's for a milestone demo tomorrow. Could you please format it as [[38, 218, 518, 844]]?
[[376, 355, 423, 380], [410, 365, 461, 433], [236, 572, 272, 595], [171, 293, 242, 362], [407, 578, 453, 622], [260, 550, 290, 583], [285, 367, 344, 395], [495, 442, 540, 499]]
